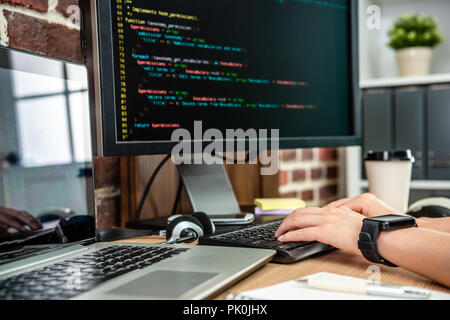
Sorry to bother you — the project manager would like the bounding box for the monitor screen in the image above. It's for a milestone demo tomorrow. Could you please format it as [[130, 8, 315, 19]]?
[[89, 0, 359, 155], [0, 47, 96, 264]]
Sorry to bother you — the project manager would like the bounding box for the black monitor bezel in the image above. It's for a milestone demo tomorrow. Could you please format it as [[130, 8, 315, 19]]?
[[87, 0, 361, 156]]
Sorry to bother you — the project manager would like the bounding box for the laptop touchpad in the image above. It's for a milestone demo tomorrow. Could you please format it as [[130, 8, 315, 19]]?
[[107, 270, 218, 298]]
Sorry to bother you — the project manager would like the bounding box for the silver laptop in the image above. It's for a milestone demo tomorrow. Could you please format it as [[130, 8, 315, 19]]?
[[0, 47, 275, 300]]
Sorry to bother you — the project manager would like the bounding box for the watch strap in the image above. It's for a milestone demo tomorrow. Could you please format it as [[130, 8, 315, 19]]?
[[358, 219, 397, 267]]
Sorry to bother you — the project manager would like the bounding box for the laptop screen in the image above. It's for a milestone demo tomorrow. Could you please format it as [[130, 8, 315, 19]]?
[[0, 47, 96, 264]]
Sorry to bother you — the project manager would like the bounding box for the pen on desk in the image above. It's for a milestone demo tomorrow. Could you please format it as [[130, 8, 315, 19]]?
[[296, 277, 431, 300]]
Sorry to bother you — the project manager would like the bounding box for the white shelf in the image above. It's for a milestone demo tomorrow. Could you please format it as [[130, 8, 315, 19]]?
[[360, 73, 450, 89], [360, 180, 450, 190]]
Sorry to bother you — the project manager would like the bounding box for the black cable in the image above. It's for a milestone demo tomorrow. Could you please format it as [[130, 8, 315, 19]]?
[[161, 235, 197, 245], [134, 154, 171, 221]]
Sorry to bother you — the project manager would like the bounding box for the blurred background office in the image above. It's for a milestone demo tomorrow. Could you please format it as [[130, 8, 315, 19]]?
[[0, 0, 449, 229]]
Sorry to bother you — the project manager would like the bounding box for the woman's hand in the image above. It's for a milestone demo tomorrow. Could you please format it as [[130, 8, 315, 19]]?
[[275, 206, 365, 256], [275, 193, 406, 255]]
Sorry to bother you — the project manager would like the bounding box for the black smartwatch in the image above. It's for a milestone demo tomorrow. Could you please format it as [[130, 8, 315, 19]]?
[[358, 214, 417, 267]]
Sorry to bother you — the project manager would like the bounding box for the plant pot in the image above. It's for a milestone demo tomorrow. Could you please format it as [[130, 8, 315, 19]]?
[[396, 47, 432, 77]]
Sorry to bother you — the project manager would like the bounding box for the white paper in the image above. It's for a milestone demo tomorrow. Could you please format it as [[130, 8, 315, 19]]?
[[229, 273, 450, 300]]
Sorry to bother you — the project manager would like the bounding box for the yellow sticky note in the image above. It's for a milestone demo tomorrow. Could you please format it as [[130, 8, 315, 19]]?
[[254, 198, 306, 211]]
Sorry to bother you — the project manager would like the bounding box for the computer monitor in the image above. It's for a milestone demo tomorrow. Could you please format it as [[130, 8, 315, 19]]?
[[81, 0, 360, 217]]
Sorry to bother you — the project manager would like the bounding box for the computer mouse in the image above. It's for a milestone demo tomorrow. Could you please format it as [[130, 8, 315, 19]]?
[[407, 198, 450, 218]]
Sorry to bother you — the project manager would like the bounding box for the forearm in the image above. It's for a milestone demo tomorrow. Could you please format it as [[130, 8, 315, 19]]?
[[416, 217, 450, 233], [378, 227, 450, 288]]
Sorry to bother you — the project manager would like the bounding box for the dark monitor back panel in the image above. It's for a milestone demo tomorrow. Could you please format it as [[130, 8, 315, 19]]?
[[81, 0, 360, 156]]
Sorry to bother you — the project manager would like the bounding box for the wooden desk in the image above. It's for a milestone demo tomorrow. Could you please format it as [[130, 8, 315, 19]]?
[[118, 236, 450, 299]]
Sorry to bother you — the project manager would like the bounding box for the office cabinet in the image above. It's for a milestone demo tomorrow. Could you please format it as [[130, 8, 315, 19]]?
[[427, 86, 450, 180], [395, 88, 426, 179], [361, 90, 394, 179], [362, 90, 394, 153], [361, 84, 450, 182]]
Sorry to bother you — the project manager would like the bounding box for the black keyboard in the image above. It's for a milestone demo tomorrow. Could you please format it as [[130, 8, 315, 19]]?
[[0, 245, 189, 300], [199, 220, 334, 263]]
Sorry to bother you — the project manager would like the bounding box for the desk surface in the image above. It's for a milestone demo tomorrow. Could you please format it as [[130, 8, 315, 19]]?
[[118, 236, 450, 299]]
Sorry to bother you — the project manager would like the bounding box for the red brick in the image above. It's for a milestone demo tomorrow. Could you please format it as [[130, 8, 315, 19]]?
[[302, 149, 314, 161], [280, 150, 296, 162], [311, 168, 323, 180], [319, 148, 337, 161], [319, 185, 338, 200], [280, 192, 297, 199], [4, 10, 83, 62], [279, 170, 288, 186], [0, 0, 48, 12], [327, 166, 338, 179], [56, 0, 79, 17], [301, 190, 314, 201], [292, 169, 306, 182]]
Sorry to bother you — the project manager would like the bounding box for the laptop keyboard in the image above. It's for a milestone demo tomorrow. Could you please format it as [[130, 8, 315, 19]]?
[[0, 245, 189, 300], [0, 246, 60, 266]]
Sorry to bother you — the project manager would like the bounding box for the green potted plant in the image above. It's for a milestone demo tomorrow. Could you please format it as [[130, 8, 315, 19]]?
[[388, 13, 443, 77]]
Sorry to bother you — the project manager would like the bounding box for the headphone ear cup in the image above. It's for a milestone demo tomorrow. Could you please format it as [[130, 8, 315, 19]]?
[[191, 212, 215, 235], [165, 215, 204, 242]]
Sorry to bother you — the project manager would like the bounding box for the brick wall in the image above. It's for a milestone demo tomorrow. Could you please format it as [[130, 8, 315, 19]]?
[[0, 0, 121, 228], [279, 148, 339, 206]]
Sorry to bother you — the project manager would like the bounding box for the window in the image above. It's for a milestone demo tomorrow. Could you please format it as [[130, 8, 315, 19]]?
[[12, 65, 91, 167]]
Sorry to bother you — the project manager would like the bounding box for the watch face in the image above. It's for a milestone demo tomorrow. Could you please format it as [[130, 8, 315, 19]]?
[[368, 215, 416, 230]]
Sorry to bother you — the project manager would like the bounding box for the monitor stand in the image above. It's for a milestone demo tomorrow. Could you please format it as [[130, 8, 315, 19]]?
[[126, 161, 252, 231], [177, 163, 242, 217]]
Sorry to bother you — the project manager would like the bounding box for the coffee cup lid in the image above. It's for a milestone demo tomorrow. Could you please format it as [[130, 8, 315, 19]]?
[[365, 150, 415, 162]]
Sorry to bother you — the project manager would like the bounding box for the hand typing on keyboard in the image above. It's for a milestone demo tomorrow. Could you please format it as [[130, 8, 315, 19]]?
[[275, 193, 404, 255], [275, 198, 367, 257]]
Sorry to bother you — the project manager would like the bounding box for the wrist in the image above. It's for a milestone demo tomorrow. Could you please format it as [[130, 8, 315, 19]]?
[[377, 229, 397, 262], [358, 218, 396, 267], [413, 217, 450, 233], [377, 227, 419, 266], [358, 215, 417, 267], [416, 217, 430, 228]]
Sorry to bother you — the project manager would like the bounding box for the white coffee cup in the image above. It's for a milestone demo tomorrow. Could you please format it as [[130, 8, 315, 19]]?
[[364, 150, 415, 213]]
